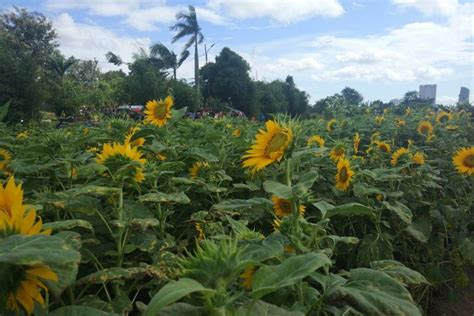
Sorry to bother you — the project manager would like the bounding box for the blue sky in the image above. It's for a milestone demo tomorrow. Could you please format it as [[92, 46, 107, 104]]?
[[2, 0, 473, 104]]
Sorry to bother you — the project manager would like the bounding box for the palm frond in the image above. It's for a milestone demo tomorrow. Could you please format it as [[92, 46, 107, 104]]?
[[177, 50, 190, 67]]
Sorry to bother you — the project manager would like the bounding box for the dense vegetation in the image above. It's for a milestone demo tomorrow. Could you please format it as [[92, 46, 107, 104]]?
[[0, 5, 473, 316]]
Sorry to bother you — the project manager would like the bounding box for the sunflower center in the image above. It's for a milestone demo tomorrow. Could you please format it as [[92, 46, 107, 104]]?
[[335, 148, 344, 156], [153, 102, 168, 119], [339, 167, 349, 182], [265, 132, 288, 156], [379, 144, 389, 152], [463, 154, 474, 168], [420, 126, 430, 134], [278, 200, 292, 215]]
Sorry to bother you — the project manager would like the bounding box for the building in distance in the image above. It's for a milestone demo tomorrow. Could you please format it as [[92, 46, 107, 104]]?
[[458, 87, 469, 104], [419, 84, 437, 104]]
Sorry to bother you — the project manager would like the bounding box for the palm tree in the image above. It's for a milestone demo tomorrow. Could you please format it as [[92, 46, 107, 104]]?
[[150, 42, 189, 80], [50, 53, 77, 78], [170, 5, 203, 105]]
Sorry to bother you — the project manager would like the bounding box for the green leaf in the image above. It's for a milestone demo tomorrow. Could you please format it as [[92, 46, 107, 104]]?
[[293, 171, 318, 197], [370, 260, 428, 286], [144, 278, 214, 316], [382, 201, 412, 225], [405, 218, 431, 243], [159, 303, 204, 316], [129, 128, 156, 141], [263, 181, 293, 199], [315, 202, 375, 220], [251, 252, 331, 298], [71, 185, 120, 197], [238, 300, 304, 316], [356, 234, 393, 267], [139, 192, 190, 204], [326, 268, 422, 316], [312, 201, 335, 218], [459, 238, 474, 264], [240, 236, 284, 261], [43, 219, 94, 233], [0, 99, 11, 121], [0, 235, 80, 266], [212, 198, 272, 211], [75, 267, 147, 285], [49, 306, 119, 316]]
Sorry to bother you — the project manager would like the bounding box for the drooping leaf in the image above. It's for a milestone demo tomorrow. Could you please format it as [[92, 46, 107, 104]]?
[[251, 252, 331, 298], [263, 181, 293, 199], [139, 192, 190, 204], [405, 218, 431, 243], [370, 260, 428, 286], [459, 238, 474, 264], [326, 268, 422, 316], [212, 198, 272, 211], [43, 219, 94, 233], [144, 278, 214, 316], [382, 201, 412, 225], [75, 267, 147, 285]]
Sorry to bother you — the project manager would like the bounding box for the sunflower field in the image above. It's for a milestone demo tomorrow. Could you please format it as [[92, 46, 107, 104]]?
[[0, 100, 473, 316]]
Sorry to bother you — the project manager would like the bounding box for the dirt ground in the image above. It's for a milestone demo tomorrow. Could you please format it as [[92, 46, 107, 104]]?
[[428, 268, 474, 316]]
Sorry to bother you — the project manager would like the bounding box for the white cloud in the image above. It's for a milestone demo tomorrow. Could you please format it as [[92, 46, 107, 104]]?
[[206, 0, 344, 24], [124, 6, 182, 31], [438, 95, 458, 105], [45, 0, 141, 16], [53, 13, 151, 72], [391, 0, 459, 16]]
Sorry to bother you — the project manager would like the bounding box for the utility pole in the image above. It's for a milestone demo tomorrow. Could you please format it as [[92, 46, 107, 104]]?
[[204, 43, 215, 64]]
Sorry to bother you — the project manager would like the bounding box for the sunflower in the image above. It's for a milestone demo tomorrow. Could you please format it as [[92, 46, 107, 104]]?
[[232, 128, 241, 137], [391, 147, 410, 166], [436, 111, 453, 124], [0, 148, 11, 172], [370, 132, 380, 142], [189, 161, 210, 178], [156, 153, 166, 161], [271, 196, 305, 218], [144, 96, 174, 127], [353, 133, 360, 153], [327, 119, 337, 132], [307, 135, 325, 147], [124, 127, 145, 147], [417, 121, 434, 138], [452, 147, 474, 176], [375, 115, 384, 125], [240, 266, 256, 290], [242, 120, 293, 173], [5, 264, 59, 315], [412, 152, 425, 165], [330, 146, 345, 162], [16, 131, 28, 139], [335, 158, 355, 191], [374, 140, 391, 153], [96, 143, 146, 182], [446, 125, 459, 131], [0, 177, 57, 315], [86, 146, 99, 153], [83, 127, 90, 135], [195, 223, 205, 240], [395, 118, 406, 127]]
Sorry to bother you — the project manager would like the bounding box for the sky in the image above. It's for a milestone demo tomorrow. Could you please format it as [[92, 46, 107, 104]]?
[[2, 0, 473, 104]]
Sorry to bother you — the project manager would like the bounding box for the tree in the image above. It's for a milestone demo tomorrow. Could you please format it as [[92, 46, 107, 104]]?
[[283, 76, 309, 117], [0, 8, 58, 121], [170, 6, 203, 107], [201, 47, 256, 116], [150, 42, 189, 80], [341, 87, 363, 105]]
